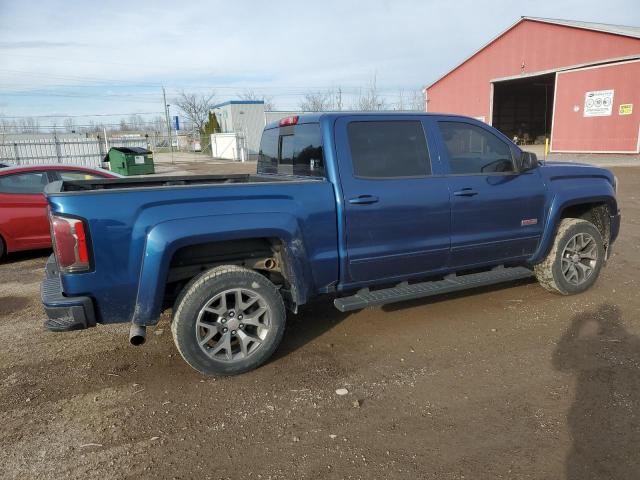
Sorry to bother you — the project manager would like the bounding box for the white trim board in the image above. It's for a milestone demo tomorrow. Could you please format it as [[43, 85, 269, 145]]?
[[549, 73, 559, 152], [555, 57, 640, 76], [488, 83, 495, 126]]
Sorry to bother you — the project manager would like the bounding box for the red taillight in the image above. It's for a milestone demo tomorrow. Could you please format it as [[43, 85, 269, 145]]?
[[279, 115, 299, 127], [50, 215, 91, 273], [74, 221, 89, 263]]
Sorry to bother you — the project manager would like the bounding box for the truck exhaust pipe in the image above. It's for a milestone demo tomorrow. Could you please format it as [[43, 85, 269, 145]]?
[[129, 325, 147, 346], [248, 257, 279, 271]]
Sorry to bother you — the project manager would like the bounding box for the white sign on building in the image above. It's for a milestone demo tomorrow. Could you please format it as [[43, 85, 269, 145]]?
[[584, 89, 614, 117]]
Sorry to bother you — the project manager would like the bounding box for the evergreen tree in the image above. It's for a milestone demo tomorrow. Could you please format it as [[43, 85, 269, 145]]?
[[200, 112, 221, 153]]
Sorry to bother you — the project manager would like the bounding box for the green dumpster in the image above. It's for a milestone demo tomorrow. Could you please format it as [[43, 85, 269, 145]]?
[[107, 147, 154, 176]]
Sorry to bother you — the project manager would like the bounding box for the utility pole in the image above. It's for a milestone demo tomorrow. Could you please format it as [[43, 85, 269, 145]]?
[[162, 86, 174, 164], [103, 127, 109, 157], [337, 87, 342, 111]]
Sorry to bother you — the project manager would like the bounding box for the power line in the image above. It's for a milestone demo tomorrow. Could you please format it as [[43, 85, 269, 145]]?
[[0, 90, 416, 102], [1, 111, 165, 119], [0, 68, 164, 88], [0, 70, 425, 93], [0, 52, 153, 69]]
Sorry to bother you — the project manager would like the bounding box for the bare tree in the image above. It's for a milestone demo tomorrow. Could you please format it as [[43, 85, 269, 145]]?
[[18, 117, 39, 133], [63, 117, 76, 133], [393, 89, 424, 111], [0, 114, 12, 141], [147, 115, 166, 133], [333, 87, 344, 111], [174, 91, 216, 132], [238, 89, 276, 111], [80, 120, 101, 134], [5, 119, 17, 134], [299, 91, 335, 112], [395, 89, 406, 111], [353, 74, 387, 111], [128, 114, 145, 131], [409, 89, 425, 111]]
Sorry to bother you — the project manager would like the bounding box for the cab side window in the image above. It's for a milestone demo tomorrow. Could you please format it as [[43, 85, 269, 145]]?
[[0, 172, 49, 194], [347, 121, 431, 178], [438, 122, 514, 175]]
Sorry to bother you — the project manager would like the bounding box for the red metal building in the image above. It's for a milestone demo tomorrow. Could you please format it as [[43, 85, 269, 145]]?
[[425, 17, 640, 154]]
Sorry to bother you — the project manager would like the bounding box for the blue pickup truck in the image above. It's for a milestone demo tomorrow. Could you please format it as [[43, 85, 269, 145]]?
[[42, 113, 620, 375]]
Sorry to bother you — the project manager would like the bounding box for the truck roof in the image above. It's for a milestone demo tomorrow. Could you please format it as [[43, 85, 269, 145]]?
[[264, 111, 476, 130]]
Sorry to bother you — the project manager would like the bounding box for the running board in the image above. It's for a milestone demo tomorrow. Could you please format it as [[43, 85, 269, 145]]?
[[334, 266, 533, 312]]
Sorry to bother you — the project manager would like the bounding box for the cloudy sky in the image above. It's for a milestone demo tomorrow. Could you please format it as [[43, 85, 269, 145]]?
[[0, 0, 638, 128]]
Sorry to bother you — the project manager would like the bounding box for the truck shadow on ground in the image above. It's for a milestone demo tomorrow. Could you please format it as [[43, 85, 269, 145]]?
[[273, 278, 537, 360], [553, 304, 640, 480], [380, 277, 536, 312], [273, 298, 349, 360]]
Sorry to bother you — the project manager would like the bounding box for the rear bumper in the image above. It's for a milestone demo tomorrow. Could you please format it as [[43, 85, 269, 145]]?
[[41, 255, 96, 331]]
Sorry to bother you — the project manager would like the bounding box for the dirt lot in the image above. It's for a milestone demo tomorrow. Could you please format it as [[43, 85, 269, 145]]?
[[1, 164, 639, 479]]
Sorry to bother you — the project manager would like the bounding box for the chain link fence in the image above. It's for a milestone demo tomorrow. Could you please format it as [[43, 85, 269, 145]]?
[[0, 136, 149, 167]]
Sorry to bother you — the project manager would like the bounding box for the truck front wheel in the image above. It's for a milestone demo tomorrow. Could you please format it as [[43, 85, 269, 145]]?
[[171, 265, 286, 376], [534, 218, 605, 295]]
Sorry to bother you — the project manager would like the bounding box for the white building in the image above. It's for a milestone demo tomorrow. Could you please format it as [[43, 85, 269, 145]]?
[[211, 100, 310, 160]]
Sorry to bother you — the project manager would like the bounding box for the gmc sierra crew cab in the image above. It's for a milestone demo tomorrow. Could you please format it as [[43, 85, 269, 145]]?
[[41, 113, 621, 376]]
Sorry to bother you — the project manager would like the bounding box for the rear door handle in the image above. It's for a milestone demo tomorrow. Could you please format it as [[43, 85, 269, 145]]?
[[349, 195, 379, 205], [453, 188, 478, 197]]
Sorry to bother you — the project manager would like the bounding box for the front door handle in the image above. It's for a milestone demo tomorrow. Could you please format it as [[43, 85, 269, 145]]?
[[453, 188, 478, 197], [349, 195, 379, 205]]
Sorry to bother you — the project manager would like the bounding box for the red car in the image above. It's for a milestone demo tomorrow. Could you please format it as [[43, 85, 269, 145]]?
[[0, 164, 118, 259]]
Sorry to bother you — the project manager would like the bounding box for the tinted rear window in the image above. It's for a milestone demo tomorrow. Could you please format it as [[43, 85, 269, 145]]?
[[347, 121, 431, 178], [258, 123, 324, 177]]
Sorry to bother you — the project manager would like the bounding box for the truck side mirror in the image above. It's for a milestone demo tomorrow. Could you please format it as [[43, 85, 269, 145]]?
[[520, 151, 539, 172]]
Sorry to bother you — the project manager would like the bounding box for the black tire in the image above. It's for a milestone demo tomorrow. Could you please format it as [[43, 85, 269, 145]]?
[[171, 265, 286, 376], [0, 235, 5, 261], [534, 218, 605, 295]]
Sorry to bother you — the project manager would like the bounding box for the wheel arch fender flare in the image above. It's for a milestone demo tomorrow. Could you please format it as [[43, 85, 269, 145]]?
[[531, 190, 617, 264], [132, 212, 311, 326]]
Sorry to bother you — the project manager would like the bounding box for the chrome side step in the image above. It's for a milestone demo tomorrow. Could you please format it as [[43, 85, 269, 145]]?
[[334, 266, 533, 312]]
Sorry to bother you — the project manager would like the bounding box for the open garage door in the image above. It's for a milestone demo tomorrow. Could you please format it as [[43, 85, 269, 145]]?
[[491, 73, 555, 146]]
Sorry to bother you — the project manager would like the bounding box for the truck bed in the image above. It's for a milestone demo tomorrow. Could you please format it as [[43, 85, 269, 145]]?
[[44, 170, 338, 325], [53, 173, 314, 192], [45, 173, 322, 193]]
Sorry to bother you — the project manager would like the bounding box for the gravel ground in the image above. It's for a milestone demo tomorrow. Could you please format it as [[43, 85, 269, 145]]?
[[1, 164, 639, 479]]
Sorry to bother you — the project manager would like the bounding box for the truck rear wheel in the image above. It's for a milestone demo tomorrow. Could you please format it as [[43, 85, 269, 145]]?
[[534, 218, 605, 295], [171, 265, 286, 376]]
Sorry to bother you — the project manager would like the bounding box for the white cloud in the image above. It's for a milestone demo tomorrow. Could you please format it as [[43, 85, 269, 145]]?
[[0, 0, 638, 116]]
